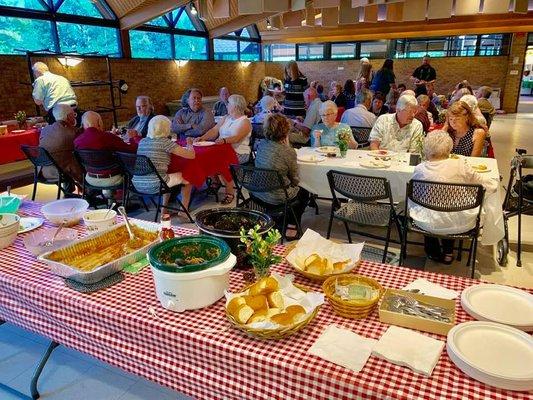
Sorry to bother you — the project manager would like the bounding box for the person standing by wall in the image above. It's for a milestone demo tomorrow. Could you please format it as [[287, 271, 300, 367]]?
[[283, 61, 308, 117], [411, 55, 437, 97]]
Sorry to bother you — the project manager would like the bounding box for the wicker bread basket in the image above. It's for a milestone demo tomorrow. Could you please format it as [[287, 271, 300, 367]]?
[[322, 274, 384, 319], [226, 283, 320, 340]]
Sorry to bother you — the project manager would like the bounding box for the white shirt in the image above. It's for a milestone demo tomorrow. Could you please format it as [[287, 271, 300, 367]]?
[[369, 113, 423, 153], [340, 104, 376, 128], [219, 115, 251, 156], [409, 158, 499, 234], [32, 71, 77, 111]]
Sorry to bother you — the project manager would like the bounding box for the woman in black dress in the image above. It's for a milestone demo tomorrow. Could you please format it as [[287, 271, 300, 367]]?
[[283, 61, 308, 117]]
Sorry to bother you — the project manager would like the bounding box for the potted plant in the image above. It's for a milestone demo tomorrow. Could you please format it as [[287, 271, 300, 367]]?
[[14, 111, 27, 130], [336, 128, 352, 158], [240, 225, 282, 282]]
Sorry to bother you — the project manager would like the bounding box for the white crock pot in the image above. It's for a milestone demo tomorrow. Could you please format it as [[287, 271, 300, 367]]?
[[150, 253, 236, 312]]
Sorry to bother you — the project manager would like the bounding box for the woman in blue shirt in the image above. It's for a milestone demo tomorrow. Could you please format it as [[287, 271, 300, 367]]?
[[310, 101, 358, 149], [370, 59, 397, 97]]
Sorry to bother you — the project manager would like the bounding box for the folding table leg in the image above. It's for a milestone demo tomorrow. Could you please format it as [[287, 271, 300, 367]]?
[[30, 340, 60, 399]]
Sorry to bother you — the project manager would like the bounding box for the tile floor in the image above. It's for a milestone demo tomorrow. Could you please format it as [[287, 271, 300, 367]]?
[[1, 102, 532, 399]]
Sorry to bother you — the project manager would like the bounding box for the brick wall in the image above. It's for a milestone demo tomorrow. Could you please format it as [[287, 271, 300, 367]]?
[[502, 33, 528, 112], [0, 56, 265, 129], [265, 56, 511, 108]]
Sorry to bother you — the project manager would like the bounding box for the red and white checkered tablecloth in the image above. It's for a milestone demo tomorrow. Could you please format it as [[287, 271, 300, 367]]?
[[0, 201, 530, 400]]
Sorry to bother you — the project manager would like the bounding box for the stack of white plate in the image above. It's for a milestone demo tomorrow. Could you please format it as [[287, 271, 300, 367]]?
[[461, 284, 533, 331], [447, 321, 533, 391]]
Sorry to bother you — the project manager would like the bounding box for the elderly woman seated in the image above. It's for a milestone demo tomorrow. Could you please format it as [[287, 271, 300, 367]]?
[[410, 130, 498, 264], [459, 94, 488, 130], [253, 114, 310, 238], [252, 95, 281, 124], [443, 101, 486, 157], [133, 115, 195, 210], [195, 94, 252, 205], [125, 96, 155, 139], [310, 101, 357, 149]]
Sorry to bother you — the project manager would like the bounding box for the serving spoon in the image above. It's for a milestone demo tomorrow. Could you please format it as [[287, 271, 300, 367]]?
[[117, 206, 142, 249]]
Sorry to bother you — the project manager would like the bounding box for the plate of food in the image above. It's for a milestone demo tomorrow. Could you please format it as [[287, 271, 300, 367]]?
[[359, 159, 391, 169], [369, 149, 396, 158], [297, 154, 326, 163], [193, 141, 215, 147], [315, 146, 338, 155], [471, 164, 491, 173], [11, 130, 26, 134], [18, 217, 44, 233]]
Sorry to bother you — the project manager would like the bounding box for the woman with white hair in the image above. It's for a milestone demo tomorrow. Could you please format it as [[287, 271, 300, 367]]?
[[459, 94, 488, 129], [196, 94, 252, 204], [133, 115, 195, 210], [410, 130, 498, 264], [311, 100, 357, 149], [251, 95, 281, 124]]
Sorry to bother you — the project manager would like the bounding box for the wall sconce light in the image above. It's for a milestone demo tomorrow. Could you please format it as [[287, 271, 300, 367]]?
[[240, 61, 251, 68], [266, 19, 272, 30], [190, 1, 198, 15], [174, 59, 189, 68], [57, 56, 83, 68]]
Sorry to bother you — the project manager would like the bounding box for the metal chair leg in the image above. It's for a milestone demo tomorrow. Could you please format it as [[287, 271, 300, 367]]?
[[31, 168, 38, 201], [457, 240, 463, 261], [326, 206, 334, 239], [30, 341, 60, 399], [382, 222, 392, 264], [466, 238, 475, 268], [343, 222, 352, 243], [470, 237, 479, 279], [56, 175, 62, 200], [154, 195, 162, 222]]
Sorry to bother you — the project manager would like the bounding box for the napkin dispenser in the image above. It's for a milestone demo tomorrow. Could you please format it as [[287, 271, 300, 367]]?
[[379, 289, 456, 336]]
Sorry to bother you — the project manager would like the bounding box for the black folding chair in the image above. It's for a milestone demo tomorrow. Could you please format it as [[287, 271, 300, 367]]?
[[247, 122, 266, 164], [400, 179, 485, 278], [230, 164, 303, 242], [350, 126, 372, 148], [326, 170, 403, 263], [73, 149, 126, 206], [115, 152, 193, 223], [21, 145, 79, 201]]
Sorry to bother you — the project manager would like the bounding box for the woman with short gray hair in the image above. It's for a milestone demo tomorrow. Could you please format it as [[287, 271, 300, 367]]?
[[310, 100, 357, 149], [196, 94, 252, 204], [409, 130, 498, 264]]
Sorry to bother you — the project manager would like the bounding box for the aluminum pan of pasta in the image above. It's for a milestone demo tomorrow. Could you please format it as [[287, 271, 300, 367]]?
[[38, 220, 160, 284]]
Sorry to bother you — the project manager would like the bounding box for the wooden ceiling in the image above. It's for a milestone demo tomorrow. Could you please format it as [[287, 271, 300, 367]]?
[[105, 0, 533, 42]]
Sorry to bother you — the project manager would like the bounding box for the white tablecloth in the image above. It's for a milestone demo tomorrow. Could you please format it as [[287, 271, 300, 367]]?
[[296, 148, 504, 246]]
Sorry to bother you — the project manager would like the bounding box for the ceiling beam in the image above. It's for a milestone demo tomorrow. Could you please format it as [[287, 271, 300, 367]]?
[[260, 12, 533, 43], [209, 11, 278, 38], [120, 0, 188, 30]]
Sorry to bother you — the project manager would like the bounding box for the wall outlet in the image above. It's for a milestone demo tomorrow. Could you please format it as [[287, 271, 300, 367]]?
[[510, 70, 519, 75], [337, 66, 344, 70]]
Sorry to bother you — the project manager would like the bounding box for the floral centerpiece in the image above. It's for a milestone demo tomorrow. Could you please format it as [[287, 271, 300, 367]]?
[[14, 111, 27, 129], [240, 225, 282, 282], [336, 127, 352, 157]]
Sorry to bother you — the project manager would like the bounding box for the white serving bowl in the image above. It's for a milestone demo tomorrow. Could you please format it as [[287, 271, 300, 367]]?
[[41, 199, 89, 227], [0, 213, 20, 249], [23, 227, 78, 256], [83, 209, 117, 232]]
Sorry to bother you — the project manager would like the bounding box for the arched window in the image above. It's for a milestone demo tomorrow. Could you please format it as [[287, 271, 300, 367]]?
[[129, 5, 208, 60]]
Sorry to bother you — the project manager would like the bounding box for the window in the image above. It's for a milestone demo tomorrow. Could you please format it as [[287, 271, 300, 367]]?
[[0, 15, 55, 54], [0, 0, 45, 10], [213, 39, 238, 60], [130, 30, 172, 59], [331, 43, 356, 59], [449, 35, 477, 56], [479, 34, 509, 56], [174, 35, 207, 60], [176, 9, 196, 31], [145, 16, 168, 27], [57, 0, 103, 18], [240, 28, 251, 38], [263, 44, 296, 61], [360, 41, 388, 58], [297, 44, 324, 60], [240, 41, 260, 61], [57, 22, 119, 55]]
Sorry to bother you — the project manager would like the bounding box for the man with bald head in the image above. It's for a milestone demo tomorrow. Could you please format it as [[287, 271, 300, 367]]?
[[32, 62, 77, 123], [74, 111, 136, 192], [213, 87, 230, 117]]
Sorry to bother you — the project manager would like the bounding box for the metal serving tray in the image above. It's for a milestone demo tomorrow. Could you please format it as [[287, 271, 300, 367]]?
[[38, 221, 160, 284]]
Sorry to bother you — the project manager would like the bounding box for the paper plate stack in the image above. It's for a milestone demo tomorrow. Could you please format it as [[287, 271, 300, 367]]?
[[460, 284, 533, 331], [446, 321, 533, 391]]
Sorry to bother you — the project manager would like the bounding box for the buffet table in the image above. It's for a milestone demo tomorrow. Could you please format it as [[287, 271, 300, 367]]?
[[0, 128, 39, 165], [296, 148, 505, 246], [0, 201, 530, 400]]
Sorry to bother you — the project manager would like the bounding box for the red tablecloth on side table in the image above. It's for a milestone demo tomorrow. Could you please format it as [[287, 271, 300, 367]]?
[[168, 143, 238, 187], [0, 128, 39, 165]]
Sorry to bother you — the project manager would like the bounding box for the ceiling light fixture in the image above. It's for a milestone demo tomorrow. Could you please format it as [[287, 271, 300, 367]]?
[[266, 18, 272, 30], [190, 1, 198, 15], [57, 56, 83, 68]]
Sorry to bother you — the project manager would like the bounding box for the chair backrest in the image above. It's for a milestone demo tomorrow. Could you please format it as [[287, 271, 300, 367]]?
[[73, 149, 120, 174], [481, 112, 493, 128], [336, 107, 345, 122], [407, 179, 485, 212], [248, 123, 266, 163], [115, 152, 168, 190], [519, 154, 533, 169], [350, 126, 372, 146], [230, 164, 287, 194], [21, 145, 56, 168], [327, 170, 392, 202]]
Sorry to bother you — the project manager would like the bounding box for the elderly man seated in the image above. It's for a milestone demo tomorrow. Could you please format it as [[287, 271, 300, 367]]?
[[213, 87, 230, 117], [410, 130, 498, 264], [401, 90, 429, 132], [74, 111, 136, 192], [417, 94, 435, 126], [171, 88, 215, 139], [475, 86, 496, 127], [290, 87, 322, 144], [39, 103, 82, 187], [125, 95, 155, 138], [369, 94, 423, 152], [340, 89, 376, 128]]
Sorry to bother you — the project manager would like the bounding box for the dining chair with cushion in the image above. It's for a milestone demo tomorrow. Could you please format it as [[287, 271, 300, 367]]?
[[230, 164, 302, 242], [115, 152, 193, 223], [350, 126, 372, 148], [326, 170, 403, 263], [400, 179, 485, 278]]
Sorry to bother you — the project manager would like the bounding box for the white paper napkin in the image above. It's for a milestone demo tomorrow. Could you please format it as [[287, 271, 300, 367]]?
[[308, 325, 376, 372], [372, 326, 444, 376], [402, 278, 459, 300]]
